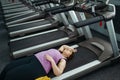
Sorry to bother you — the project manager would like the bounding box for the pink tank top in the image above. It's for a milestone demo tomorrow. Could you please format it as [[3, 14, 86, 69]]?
[[34, 49, 63, 74]]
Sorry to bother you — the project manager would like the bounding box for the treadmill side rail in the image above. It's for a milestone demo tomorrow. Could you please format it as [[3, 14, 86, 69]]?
[[51, 60, 101, 80]]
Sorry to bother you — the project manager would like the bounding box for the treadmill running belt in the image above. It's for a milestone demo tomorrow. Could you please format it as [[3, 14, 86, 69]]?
[[3, 4, 25, 10], [6, 12, 37, 22], [4, 7, 29, 13], [8, 19, 51, 32], [48, 46, 98, 77], [10, 30, 68, 52]]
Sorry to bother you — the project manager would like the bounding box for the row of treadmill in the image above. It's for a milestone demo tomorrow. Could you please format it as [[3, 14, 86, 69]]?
[[1, 0, 120, 80]]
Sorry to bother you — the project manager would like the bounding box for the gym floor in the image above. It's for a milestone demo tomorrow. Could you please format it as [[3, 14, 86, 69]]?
[[0, 0, 120, 80]]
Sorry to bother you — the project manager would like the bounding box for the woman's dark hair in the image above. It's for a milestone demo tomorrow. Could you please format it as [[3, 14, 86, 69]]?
[[67, 52, 75, 60], [58, 46, 76, 60]]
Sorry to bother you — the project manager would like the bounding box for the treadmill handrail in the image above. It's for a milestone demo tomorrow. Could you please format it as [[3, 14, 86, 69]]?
[[33, 0, 61, 6], [31, 0, 46, 4], [73, 16, 105, 28], [48, 2, 108, 15], [73, 4, 115, 29], [34, 0, 51, 6], [45, 5, 66, 12]]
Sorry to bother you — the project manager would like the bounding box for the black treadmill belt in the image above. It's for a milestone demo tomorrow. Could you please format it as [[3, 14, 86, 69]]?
[[6, 12, 37, 22], [8, 19, 52, 32], [3, 3, 23, 7], [3, 5, 25, 10], [10, 30, 68, 52], [4, 9, 29, 15], [48, 46, 98, 77]]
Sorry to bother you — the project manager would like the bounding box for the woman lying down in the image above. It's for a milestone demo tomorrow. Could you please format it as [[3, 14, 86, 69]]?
[[0, 45, 77, 80]]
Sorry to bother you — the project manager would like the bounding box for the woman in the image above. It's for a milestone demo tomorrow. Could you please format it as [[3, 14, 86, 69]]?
[[0, 45, 77, 80]]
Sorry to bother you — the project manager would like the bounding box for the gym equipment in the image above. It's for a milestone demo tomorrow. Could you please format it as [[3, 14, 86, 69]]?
[[9, 1, 83, 58], [5, 0, 62, 25], [90, 4, 120, 42], [7, 1, 67, 38], [4, 0, 38, 25], [3, 0, 34, 18], [9, 0, 111, 58], [3, 0, 45, 14], [49, 0, 119, 80], [8, 14, 63, 38], [2, 0, 29, 14], [2, 2, 22, 7]]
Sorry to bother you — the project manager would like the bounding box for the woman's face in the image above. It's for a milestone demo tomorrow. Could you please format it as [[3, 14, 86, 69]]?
[[62, 48, 73, 58]]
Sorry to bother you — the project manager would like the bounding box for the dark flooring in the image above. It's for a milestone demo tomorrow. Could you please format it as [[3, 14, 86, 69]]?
[[0, 1, 12, 73], [0, 17, 11, 74], [0, 28, 11, 73]]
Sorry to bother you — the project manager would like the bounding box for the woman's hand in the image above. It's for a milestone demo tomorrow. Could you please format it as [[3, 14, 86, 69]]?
[[45, 54, 54, 62], [45, 54, 66, 76]]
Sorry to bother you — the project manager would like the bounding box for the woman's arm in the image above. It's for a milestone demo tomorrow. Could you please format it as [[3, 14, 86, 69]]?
[[45, 54, 66, 76], [59, 45, 77, 52]]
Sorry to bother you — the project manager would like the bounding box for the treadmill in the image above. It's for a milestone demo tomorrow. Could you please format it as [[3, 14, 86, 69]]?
[[2, 2, 22, 7], [3, 0, 30, 14], [9, 0, 108, 58], [5, 0, 61, 25], [7, 13, 63, 38], [7, 1, 66, 38], [3, 0, 40, 15], [9, 0, 84, 58], [4, 0, 37, 24], [49, 1, 120, 80], [4, 6, 30, 14], [3, 0, 35, 18], [2, 2, 25, 10]]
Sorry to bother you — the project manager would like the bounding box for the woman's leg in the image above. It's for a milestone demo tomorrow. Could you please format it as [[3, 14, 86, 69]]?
[[3, 56, 46, 80], [0, 56, 34, 80]]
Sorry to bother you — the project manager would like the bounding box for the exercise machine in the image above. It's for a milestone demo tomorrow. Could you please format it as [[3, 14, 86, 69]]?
[[9, 0, 84, 58], [3, 0, 30, 14], [4, 0, 41, 25], [49, 0, 120, 80], [7, 0, 68, 38], [5, 0, 63, 25]]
